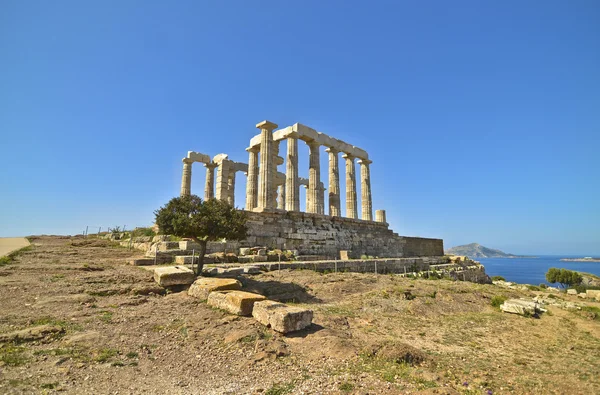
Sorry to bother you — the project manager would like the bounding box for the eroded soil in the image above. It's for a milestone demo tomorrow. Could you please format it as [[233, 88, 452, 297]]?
[[1, 236, 599, 394]]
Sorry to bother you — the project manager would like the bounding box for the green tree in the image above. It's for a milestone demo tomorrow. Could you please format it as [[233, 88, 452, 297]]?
[[154, 195, 248, 275], [545, 267, 583, 289]]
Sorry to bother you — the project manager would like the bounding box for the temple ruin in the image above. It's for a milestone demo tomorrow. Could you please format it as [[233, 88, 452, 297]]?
[[178, 120, 443, 258]]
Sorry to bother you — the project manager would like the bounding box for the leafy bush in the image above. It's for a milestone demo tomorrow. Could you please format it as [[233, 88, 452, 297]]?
[[491, 275, 506, 281], [491, 295, 507, 308], [539, 283, 547, 289]]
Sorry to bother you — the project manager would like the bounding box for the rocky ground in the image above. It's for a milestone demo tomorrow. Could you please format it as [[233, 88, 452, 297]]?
[[1, 236, 599, 394]]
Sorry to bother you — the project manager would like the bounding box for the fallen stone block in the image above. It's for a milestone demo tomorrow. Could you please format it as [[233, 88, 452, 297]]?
[[216, 267, 245, 275], [578, 293, 587, 298], [188, 278, 242, 300], [174, 255, 200, 265], [153, 266, 195, 287], [244, 266, 261, 274], [586, 289, 600, 301], [239, 247, 251, 256], [500, 299, 544, 316], [207, 291, 266, 316], [567, 289, 578, 295], [252, 300, 313, 333]]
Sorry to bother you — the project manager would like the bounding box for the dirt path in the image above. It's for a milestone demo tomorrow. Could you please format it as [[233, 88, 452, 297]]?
[[0, 237, 30, 257], [0, 236, 599, 394]]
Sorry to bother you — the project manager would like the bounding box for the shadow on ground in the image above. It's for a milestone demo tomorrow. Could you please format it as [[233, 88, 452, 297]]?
[[238, 277, 323, 304]]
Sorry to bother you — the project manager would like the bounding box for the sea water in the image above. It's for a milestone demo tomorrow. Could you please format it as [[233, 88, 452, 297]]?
[[477, 256, 600, 285]]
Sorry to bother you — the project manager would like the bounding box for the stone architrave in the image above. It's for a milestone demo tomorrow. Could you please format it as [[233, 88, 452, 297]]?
[[257, 120, 278, 210], [180, 159, 193, 196], [204, 163, 217, 200], [325, 147, 340, 216], [245, 147, 259, 210], [285, 134, 300, 211], [358, 159, 373, 221], [307, 141, 321, 214], [343, 154, 357, 219]]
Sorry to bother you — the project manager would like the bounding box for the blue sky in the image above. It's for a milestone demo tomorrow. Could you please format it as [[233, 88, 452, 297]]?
[[1, 1, 599, 255]]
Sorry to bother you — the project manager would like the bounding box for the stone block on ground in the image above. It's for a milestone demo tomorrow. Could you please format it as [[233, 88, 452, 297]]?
[[217, 267, 245, 275], [179, 240, 202, 251], [244, 266, 261, 274], [188, 278, 242, 300], [567, 289, 578, 295], [239, 247, 251, 256], [175, 255, 200, 265], [207, 291, 266, 316], [153, 266, 195, 287], [252, 300, 313, 333], [586, 289, 600, 301], [500, 299, 544, 316]]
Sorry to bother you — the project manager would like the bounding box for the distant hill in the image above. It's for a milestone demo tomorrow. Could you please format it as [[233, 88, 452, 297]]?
[[445, 243, 528, 258]]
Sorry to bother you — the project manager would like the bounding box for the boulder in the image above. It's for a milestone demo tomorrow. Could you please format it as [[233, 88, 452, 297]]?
[[153, 266, 195, 287], [500, 299, 544, 316], [567, 289, 578, 295], [188, 278, 242, 300], [207, 291, 266, 316], [578, 293, 587, 298], [252, 300, 313, 333]]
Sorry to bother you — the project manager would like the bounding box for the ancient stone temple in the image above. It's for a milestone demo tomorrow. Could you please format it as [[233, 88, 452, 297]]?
[[178, 120, 443, 258]]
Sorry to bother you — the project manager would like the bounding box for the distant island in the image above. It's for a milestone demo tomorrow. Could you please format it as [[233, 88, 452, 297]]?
[[561, 257, 600, 262], [445, 243, 535, 259]]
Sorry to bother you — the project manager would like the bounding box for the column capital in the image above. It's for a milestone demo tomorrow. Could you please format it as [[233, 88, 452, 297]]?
[[325, 147, 339, 154], [256, 120, 278, 132], [182, 158, 194, 164], [203, 162, 217, 169], [342, 153, 355, 160], [357, 158, 372, 165], [245, 146, 260, 153], [307, 140, 320, 149]]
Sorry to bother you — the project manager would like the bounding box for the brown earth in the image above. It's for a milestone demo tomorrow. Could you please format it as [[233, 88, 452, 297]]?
[[0, 236, 599, 394]]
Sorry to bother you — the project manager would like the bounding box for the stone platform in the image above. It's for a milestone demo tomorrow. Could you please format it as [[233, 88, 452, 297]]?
[[241, 210, 443, 258]]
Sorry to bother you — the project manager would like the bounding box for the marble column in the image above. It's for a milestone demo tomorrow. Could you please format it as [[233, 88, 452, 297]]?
[[180, 159, 193, 196], [358, 159, 373, 221], [215, 160, 230, 202], [271, 141, 281, 209], [204, 163, 217, 200], [307, 141, 321, 214], [227, 172, 235, 206], [277, 184, 286, 210], [343, 154, 357, 219], [245, 147, 259, 210], [257, 120, 278, 210], [375, 209, 387, 223], [318, 183, 325, 215], [285, 135, 299, 211], [325, 148, 340, 216]]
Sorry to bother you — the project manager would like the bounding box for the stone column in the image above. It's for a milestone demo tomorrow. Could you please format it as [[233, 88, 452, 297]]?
[[285, 135, 299, 211], [257, 120, 278, 210], [325, 148, 340, 216], [376, 209, 387, 223], [343, 154, 357, 219], [271, 141, 281, 209], [277, 184, 286, 210], [307, 141, 321, 214], [215, 160, 230, 202], [358, 159, 373, 221], [204, 163, 217, 200], [180, 159, 193, 196], [318, 183, 325, 215], [227, 172, 235, 206], [245, 147, 259, 210]]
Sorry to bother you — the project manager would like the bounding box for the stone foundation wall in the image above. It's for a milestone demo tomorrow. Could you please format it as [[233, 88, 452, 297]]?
[[241, 210, 443, 258]]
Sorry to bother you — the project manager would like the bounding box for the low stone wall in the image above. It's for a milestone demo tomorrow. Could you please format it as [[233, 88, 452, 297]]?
[[241, 210, 443, 258]]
